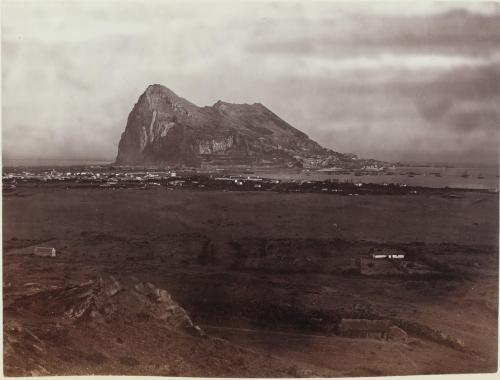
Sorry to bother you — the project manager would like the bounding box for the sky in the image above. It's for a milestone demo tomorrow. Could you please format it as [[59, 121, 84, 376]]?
[[2, 0, 500, 165]]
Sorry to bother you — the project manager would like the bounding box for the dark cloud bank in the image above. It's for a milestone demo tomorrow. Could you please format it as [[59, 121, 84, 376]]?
[[2, 2, 499, 165]]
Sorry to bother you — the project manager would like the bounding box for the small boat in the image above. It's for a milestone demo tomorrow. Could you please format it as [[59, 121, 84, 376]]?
[[477, 174, 484, 179], [461, 170, 469, 178]]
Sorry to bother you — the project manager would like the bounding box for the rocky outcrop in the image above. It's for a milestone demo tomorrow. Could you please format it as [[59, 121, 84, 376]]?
[[115, 84, 359, 167], [60, 276, 205, 336], [12, 276, 205, 337], [3, 276, 300, 377], [391, 318, 466, 351]]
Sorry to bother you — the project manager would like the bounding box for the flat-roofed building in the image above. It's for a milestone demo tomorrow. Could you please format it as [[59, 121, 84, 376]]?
[[34, 247, 56, 257]]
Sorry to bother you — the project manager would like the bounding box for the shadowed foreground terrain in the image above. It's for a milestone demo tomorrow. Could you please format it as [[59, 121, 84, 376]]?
[[3, 186, 499, 376]]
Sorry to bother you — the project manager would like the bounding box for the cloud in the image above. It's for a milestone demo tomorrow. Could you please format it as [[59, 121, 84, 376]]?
[[447, 109, 500, 134], [2, 1, 499, 165], [247, 8, 500, 59], [416, 97, 453, 121]]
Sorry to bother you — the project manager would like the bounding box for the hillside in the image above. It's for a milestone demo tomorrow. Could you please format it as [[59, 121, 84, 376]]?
[[116, 84, 367, 168]]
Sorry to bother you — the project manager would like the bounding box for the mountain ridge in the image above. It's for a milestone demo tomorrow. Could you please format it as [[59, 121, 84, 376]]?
[[116, 84, 374, 168]]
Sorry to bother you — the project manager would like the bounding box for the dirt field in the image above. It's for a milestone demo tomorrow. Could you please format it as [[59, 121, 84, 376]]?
[[3, 186, 499, 376]]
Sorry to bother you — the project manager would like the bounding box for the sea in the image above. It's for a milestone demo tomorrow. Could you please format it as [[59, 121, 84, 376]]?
[[258, 165, 500, 191]]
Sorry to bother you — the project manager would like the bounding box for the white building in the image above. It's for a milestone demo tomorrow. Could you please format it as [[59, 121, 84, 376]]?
[[34, 247, 56, 257], [371, 248, 405, 260]]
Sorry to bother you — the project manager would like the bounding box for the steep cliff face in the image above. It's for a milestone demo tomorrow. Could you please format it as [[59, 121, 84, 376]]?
[[115, 84, 341, 167]]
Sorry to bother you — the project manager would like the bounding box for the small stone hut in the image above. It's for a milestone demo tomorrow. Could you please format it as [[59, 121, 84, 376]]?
[[34, 247, 56, 257]]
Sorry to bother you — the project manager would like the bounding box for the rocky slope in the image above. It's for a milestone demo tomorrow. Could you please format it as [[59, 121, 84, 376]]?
[[4, 276, 299, 377], [115, 84, 363, 168]]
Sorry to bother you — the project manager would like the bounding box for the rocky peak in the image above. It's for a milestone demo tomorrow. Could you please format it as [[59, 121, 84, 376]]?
[[116, 84, 352, 167], [141, 84, 196, 111], [213, 100, 229, 112], [145, 83, 178, 97]]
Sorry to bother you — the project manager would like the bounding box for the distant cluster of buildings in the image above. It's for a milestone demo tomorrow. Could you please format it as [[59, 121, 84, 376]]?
[[1, 165, 438, 196], [2, 169, 178, 186]]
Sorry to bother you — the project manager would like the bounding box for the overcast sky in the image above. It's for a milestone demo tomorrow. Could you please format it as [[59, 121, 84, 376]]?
[[2, 0, 499, 164]]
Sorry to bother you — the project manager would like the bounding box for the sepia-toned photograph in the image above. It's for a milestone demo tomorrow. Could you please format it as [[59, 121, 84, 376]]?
[[2, 0, 499, 377]]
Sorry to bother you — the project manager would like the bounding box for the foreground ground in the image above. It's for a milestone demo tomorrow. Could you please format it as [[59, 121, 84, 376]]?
[[3, 186, 499, 376]]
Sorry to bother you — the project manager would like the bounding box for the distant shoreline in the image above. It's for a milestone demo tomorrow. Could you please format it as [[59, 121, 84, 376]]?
[[3, 158, 498, 169]]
